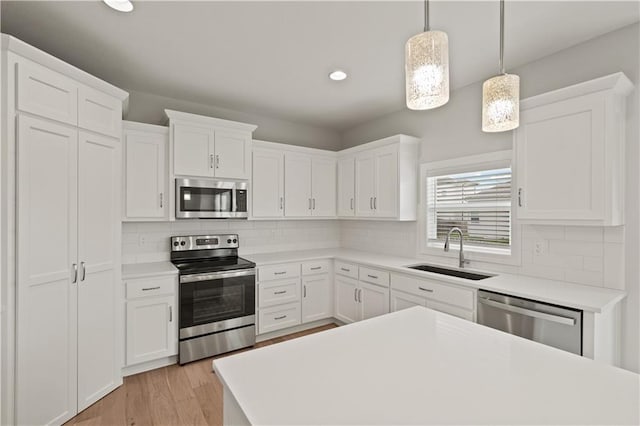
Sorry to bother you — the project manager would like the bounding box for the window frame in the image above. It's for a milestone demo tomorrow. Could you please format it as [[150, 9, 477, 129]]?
[[417, 150, 521, 266]]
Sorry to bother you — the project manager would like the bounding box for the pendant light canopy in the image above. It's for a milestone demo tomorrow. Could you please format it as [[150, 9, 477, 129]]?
[[482, 0, 520, 132], [405, 0, 450, 110]]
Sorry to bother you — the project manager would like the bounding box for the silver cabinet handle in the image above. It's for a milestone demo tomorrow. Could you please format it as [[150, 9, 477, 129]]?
[[341, 267, 350, 272], [354, 288, 358, 302], [367, 274, 378, 279], [518, 188, 523, 207], [216, 154, 220, 169], [308, 198, 312, 210], [358, 288, 362, 303], [274, 315, 287, 320], [274, 271, 287, 276], [303, 285, 307, 298], [478, 297, 576, 326], [142, 286, 161, 291], [350, 198, 354, 210], [280, 197, 284, 210], [312, 198, 316, 210], [274, 290, 287, 295], [310, 266, 321, 271], [72, 263, 78, 283], [210, 154, 214, 169], [160, 193, 163, 208], [169, 305, 173, 322], [80, 262, 86, 282], [374, 197, 377, 209], [418, 286, 434, 293]]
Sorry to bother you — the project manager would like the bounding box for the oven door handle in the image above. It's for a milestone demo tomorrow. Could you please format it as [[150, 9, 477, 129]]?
[[180, 269, 256, 284]]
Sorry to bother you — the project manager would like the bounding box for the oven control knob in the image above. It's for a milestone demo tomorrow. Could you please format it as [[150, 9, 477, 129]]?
[[180, 241, 186, 246], [233, 239, 237, 243], [227, 239, 232, 244], [173, 241, 179, 247]]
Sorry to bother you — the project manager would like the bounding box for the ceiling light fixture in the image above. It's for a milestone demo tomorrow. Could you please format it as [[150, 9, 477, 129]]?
[[405, 0, 450, 110], [329, 70, 348, 81], [482, 0, 520, 132], [103, 0, 134, 13]]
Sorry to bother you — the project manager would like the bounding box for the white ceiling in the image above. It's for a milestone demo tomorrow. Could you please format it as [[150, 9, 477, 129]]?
[[1, 1, 638, 130]]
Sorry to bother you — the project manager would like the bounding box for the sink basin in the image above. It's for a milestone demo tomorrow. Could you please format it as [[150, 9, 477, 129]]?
[[406, 264, 493, 281]]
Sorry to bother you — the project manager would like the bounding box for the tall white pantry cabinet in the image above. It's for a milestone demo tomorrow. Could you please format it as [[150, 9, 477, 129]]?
[[1, 35, 129, 426]]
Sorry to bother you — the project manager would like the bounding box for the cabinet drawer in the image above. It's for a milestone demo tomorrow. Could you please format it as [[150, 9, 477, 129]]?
[[17, 59, 78, 126], [258, 263, 300, 281], [391, 273, 474, 310], [258, 279, 300, 308], [78, 85, 122, 138], [359, 266, 390, 287], [258, 302, 301, 334], [302, 259, 330, 275], [126, 276, 176, 299], [426, 299, 474, 322], [335, 261, 358, 279]]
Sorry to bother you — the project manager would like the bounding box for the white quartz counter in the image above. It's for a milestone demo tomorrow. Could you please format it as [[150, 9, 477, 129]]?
[[122, 261, 178, 280], [244, 248, 625, 313], [213, 307, 639, 425]]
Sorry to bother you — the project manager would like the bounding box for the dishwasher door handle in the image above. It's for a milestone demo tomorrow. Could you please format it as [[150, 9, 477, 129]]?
[[478, 297, 576, 326]]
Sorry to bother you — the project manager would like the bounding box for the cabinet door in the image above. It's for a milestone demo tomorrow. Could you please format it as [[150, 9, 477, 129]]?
[[337, 157, 355, 217], [78, 85, 122, 138], [214, 130, 249, 179], [311, 157, 336, 217], [355, 152, 376, 217], [374, 145, 399, 218], [391, 290, 427, 312], [16, 115, 78, 426], [334, 276, 359, 324], [284, 152, 312, 217], [77, 131, 121, 411], [302, 274, 333, 323], [252, 148, 284, 218], [173, 123, 215, 177], [360, 281, 390, 321], [126, 296, 176, 366], [516, 94, 605, 221], [124, 129, 167, 220]]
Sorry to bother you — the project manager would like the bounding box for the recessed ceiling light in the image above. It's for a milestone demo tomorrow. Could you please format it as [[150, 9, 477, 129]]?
[[329, 70, 348, 81], [103, 0, 134, 12]]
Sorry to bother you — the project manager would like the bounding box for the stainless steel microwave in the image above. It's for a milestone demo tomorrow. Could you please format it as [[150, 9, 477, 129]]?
[[175, 178, 248, 219]]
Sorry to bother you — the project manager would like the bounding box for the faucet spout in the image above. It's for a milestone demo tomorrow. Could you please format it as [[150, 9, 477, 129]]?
[[444, 227, 468, 268]]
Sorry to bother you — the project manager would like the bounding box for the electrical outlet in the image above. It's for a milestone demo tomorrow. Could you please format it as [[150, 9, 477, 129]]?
[[534, 240, 547, 256]]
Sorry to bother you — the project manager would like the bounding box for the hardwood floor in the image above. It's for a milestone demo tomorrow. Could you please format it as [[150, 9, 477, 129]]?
[[64, 324, 337, 426]]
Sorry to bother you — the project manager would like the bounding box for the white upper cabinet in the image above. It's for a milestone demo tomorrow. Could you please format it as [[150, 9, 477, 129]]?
[[252, 140, 337, 219], [78, 85, 123, 138], [344, 135, 419, 220], [166, 109, 256, 180], [337, 157, 355, 216], [515, 73, 633, 226], [252, 147, 285, 218], [123, 121, 168, 221]]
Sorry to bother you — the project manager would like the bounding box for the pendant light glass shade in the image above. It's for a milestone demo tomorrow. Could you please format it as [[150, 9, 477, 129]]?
[[405, 30, 450, 110], [482, 73, 519, 132]]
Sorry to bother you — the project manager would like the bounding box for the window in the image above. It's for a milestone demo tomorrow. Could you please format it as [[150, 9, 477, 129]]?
[[426, 166, 512, 252]]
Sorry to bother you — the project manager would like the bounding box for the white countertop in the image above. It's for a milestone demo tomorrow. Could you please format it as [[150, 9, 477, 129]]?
[[213, 307, 639, 425], [244, 248, 626, 313], [121, 261, 178, 280]]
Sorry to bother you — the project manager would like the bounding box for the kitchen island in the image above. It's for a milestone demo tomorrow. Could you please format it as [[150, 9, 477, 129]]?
[[213, 307, 639, 425]]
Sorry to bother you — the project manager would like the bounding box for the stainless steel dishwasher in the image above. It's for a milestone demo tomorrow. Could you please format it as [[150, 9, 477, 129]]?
[[477, 290, 582, 355]]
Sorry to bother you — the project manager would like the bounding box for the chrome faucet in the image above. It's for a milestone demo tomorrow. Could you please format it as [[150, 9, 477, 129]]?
[[444, 227, 469, 268]]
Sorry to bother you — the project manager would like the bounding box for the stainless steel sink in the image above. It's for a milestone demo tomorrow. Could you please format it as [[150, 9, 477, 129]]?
[[406, 264, 493, 281]]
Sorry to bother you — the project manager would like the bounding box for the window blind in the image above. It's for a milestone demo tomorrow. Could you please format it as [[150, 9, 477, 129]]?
[[427, 167, 511, 248]]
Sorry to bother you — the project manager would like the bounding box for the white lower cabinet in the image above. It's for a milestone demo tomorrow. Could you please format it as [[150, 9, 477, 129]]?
[[259, 302, 302, 334], [124, 276, 178, 367], [390, 273, 476, 321], [335, 263, 390, 324], [302, 273, 333, 323], [335, 275, 360, 324]]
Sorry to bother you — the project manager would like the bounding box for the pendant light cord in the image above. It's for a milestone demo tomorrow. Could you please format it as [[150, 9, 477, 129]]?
[[499, 0, 505, 74], [424, 0, 430, 32]]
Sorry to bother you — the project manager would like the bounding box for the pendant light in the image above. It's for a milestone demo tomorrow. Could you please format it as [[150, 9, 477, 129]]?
[[405, 0, 450, 110], [482, 0, 519, 132]]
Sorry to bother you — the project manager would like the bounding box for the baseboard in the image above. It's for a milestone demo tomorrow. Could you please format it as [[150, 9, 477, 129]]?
[[122, 355, 178, 377]]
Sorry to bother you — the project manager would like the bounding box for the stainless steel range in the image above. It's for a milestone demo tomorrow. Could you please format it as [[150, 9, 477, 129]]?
[[170, 234, 256, 364]]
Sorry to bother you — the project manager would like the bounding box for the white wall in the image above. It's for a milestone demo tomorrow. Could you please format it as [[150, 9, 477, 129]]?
[[123, 220, 340, 264], [340, 23, 639, 372], [125, 89, 342, 151]]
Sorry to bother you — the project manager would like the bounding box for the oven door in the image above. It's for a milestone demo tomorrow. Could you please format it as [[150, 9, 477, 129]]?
[[179, 269, 255, 339], [176, 178, 248, 219]]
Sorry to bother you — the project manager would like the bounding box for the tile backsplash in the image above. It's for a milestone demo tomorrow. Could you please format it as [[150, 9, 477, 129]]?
[[122, 220, 340, 264]]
